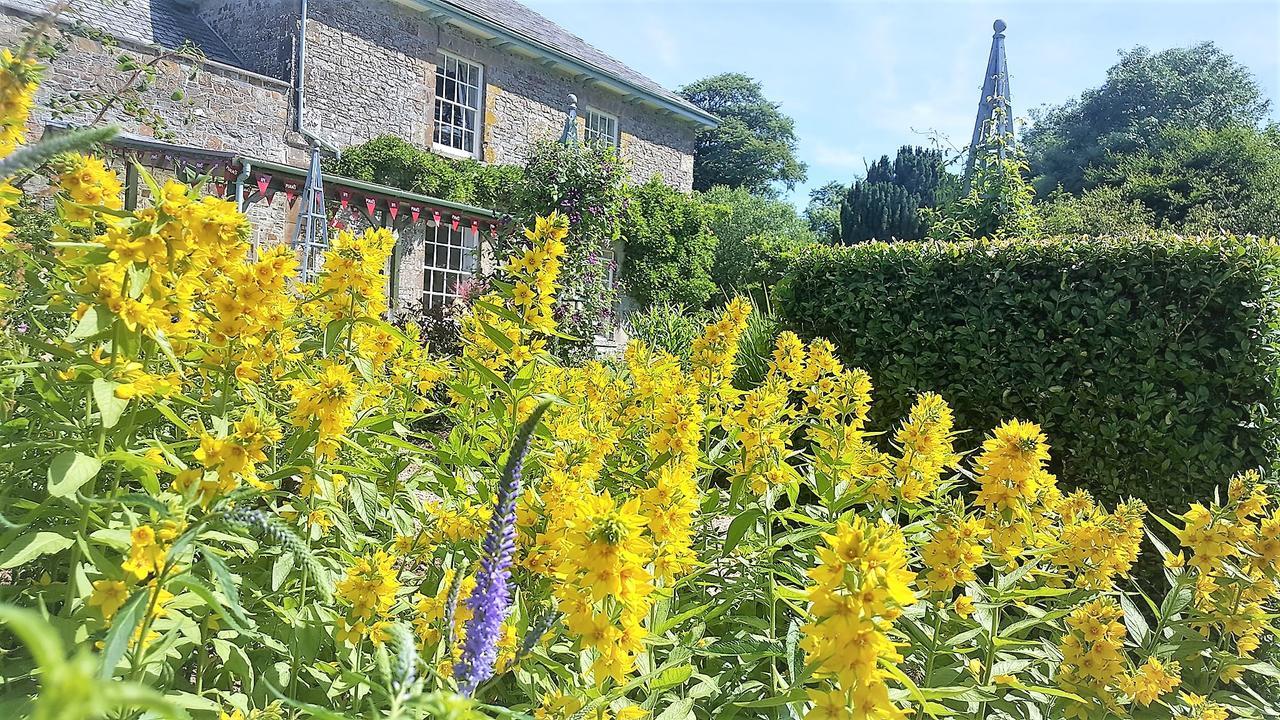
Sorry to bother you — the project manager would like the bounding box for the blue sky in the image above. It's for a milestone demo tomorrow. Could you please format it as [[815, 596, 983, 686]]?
[[522, 0, 1280, 206]]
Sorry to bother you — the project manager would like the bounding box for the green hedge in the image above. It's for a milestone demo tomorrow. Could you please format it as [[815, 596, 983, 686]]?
[[778, 234, 1280, 512]]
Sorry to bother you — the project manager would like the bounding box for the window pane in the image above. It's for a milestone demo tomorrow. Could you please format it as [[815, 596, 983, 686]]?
[[433, 55, 484, 153]]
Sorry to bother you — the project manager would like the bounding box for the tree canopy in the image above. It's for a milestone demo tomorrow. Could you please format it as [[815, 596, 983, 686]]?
[[1023, 42, 1271, 195], [838, 146, 956, 243], [804, 181, 845, 243], [680, 73, 807, 196]]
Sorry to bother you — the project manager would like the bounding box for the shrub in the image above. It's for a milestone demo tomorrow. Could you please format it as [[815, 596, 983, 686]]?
[[327, 135, 523, 210], [624, 301, 710, 362], [619, 177, 718, 308], [1040, 186, 1157, 236], [779, 233, 1280, 513], [700, 184, 817, 295]]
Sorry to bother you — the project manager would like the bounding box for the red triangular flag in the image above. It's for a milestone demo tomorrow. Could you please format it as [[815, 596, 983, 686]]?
[[470, 220, 479, 234], [410, 205, 421, 223], [388, 201, 399, 220], [432, 210, 441, 227], [365, 197, 377, 215], [256, 174, 271, 196], [451, 215, 460, 231], [339, 190, 350, 209], [283, 181, 299, 205]]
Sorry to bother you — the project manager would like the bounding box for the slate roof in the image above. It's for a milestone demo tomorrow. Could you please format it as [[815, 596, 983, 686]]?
[[1, 0, 241, 68], [433, 0, 715, 125]]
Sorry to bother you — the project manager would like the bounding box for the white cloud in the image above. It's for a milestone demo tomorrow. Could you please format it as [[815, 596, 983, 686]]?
[[641, 16, 682, 71]]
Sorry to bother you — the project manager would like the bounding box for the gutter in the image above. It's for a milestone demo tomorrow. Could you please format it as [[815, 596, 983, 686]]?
[[401, 0, 719, 129]]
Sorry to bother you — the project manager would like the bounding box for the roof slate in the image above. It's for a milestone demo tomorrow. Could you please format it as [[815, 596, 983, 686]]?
[[2, 0, 241, 68]]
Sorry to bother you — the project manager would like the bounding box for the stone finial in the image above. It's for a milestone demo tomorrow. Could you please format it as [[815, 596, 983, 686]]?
[[560, 94, 580, 146], [993, 19, 1007, 35]]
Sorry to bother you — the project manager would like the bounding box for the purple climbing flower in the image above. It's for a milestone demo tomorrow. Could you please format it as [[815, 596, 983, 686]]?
[[454, 403, 549, 696]]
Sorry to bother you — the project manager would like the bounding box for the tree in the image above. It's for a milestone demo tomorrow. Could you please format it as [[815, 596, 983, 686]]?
[[621, 178, 719, 308], [840, 181, 925, 243], [700, 185, 817, 293], [866, 146, 958, 207], [680, 73, 807, 195], [804, 181, 845, 243], [1023, 42, 1271, 195], [1095, 123, 1280, 236], [838, 146, 956, 243]]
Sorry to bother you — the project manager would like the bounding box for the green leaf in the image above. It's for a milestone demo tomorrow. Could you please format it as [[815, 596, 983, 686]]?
[[93, 378, 129, 429], [99, 589, 148, 679], [203, 549, 251, 627], [272, 551, 295, 592], [654, 698, 695, 720], [48, 451, 102, 498], [0, 531, 75, 569], [649, 663, 693, 690], [1119, 593, 1151, 645], [168, 574, 257, 636], [0, 603, 65, 668], [723, 508, 762, 555], [68, 305, 111, 340]]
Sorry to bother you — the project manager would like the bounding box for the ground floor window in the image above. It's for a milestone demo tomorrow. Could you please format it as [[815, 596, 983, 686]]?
[[422, 221, 477, 308]]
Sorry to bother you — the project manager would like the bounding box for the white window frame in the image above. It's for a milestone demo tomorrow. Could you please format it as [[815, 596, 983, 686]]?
[[421, 220, 479, 309], [433, 51, 484, 159], [583, 107, 619, 149]]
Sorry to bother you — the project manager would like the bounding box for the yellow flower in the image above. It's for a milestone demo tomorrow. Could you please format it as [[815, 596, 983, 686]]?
[[58, 154, 124, 223], [801, 517, 915, 719], [122, 525, 168, 580], [88, 579, 130, 620], [0, 48, 38, 156], [336, 551, 400, 623], [1123, 657, 1180, 706]]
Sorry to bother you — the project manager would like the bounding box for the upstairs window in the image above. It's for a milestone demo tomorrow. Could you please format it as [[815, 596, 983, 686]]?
[[434, 53, 483, 156], [583, 107, 618, 149]]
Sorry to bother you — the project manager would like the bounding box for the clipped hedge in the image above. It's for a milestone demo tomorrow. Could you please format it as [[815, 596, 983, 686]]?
[[778, 234, 1280, 512]]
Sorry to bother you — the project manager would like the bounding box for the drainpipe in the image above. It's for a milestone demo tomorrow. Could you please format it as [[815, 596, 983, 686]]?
[[293, 0, 307, 134], [234, 158, 252, 212]]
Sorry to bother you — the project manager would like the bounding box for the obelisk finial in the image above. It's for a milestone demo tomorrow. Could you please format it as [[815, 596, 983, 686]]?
[[965, 19, 1014, 180]]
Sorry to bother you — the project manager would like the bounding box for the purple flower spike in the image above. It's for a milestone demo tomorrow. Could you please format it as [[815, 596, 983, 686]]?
[[454, 402, 550, 696]]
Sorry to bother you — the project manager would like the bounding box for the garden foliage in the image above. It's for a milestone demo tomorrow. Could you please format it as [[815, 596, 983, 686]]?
[[326, 135, 523, 211], [3, 41, 1280, 720], [619, 178, 718, 309], [780, 233, 1280, 514]]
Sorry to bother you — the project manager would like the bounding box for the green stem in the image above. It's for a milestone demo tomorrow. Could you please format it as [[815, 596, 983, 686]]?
[[763, 489, 780, 694], [923, 601, 945, 686], [976, 602, 1001, 719]]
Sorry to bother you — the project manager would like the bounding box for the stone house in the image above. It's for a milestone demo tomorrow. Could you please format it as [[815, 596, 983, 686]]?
[[0, 0, 715, 319]]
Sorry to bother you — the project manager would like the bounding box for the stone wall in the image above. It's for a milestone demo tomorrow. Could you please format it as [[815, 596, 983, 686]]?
[[0, 8, 294, 161], [301, 0, 698, 190]]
